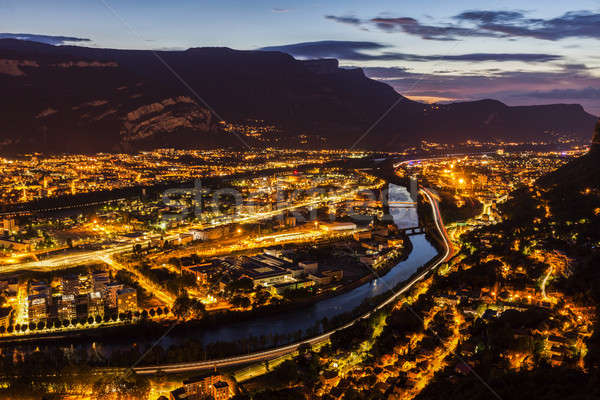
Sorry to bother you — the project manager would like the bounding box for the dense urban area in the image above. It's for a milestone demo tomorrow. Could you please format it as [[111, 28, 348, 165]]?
[[0, 130, 598, 399]]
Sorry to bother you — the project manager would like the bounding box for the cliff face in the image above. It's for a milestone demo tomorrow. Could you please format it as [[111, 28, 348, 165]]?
[[0, 40, 221, 152], [121, 97, 212, 142], [538, 120, 600, 189], [0, 39, 597, 153], [592, 120, 600, 154], [0, 58, 39, 76]]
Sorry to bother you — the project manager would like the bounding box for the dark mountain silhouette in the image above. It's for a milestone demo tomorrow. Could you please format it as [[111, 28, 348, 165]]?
[[0, 39, 596, 153], [538, 119, 600, 189]]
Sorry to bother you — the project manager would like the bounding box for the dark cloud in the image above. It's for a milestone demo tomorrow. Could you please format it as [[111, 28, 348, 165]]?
[[370, 17, 497, 41], [562, 63, 590, 71], [418, 53, 561, 62], [0, 33, 91, 45], [455, 11, 525, 24], [513, 87, 600, 100], [258, 41, 561, 63], [357, 66, 413, 79], [455, 10, 600, 41], [324, 15, 362, 26], [363, 65, 600, 115], [326, 10, 600, 41], [259, 41, 387, 60]]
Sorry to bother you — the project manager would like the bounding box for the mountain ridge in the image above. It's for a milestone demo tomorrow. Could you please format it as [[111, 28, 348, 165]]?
[[0, 39, 597, 153]]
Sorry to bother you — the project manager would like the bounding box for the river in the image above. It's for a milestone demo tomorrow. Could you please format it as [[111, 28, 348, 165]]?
[[159, 183, 437, 346], [193, 234, 437, 346], [8, 184, 439, 358]]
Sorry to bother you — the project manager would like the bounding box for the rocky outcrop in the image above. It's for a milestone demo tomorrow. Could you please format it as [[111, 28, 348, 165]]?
[[72, 100, 109, 110], [120, 97, 213, 142], [53, 61, 118, 68], [0, 38, 597, 153], [0, 59, 38, 76], [35, 108, 58, 118]]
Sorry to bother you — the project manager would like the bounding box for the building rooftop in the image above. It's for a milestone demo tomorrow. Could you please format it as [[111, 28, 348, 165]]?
[[117, 287, 136, 296], [183, 372, 222, 385], [214, 381, 229, 389], [169, 387, 188, 400]]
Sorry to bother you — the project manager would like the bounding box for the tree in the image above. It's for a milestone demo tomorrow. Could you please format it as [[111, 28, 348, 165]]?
[[255, 288, 271, 306], [172, 293, 193, 320], [273, 359, 300, 383], [227, 277, 254, 293], [133, 244, 143, 257], [298, 343, 312, 356], [191, 300, 206, 319], [168, 257, 182, 272], [231, 295, 251, 309], [92, 373, 150, 399]]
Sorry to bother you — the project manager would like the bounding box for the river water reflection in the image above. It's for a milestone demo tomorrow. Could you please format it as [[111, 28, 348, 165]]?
[[173, 184, 437, 346]]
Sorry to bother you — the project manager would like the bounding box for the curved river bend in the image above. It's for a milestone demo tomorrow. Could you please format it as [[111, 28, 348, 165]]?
[[9, 185, 438, 356], [165, 184, 437, 347], [194, 234, 436, 346]]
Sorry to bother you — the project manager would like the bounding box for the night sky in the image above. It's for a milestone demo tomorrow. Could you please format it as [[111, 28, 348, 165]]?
[[1, 0, 599, 114]]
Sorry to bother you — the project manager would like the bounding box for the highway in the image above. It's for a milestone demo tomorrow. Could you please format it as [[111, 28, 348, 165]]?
[[2, 187, 378, 274], [98, 255, 176, 305], [541, 266, 554, 300], [132, 186, 454, 375], [392, 152, 496, 169], [1, 178, 452, 375]]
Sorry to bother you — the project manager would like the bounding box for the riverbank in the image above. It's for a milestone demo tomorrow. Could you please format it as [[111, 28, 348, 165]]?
[[0, 233, 419, 347], [0, 181, 443, 375]]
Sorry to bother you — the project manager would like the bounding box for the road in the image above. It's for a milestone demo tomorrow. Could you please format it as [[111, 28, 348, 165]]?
[[132, 186, 453, 375], [541, 266, 554, 300], [2, 187, 378, 274], [392, 152, 495, 169], [98, 255, 176, 305]]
